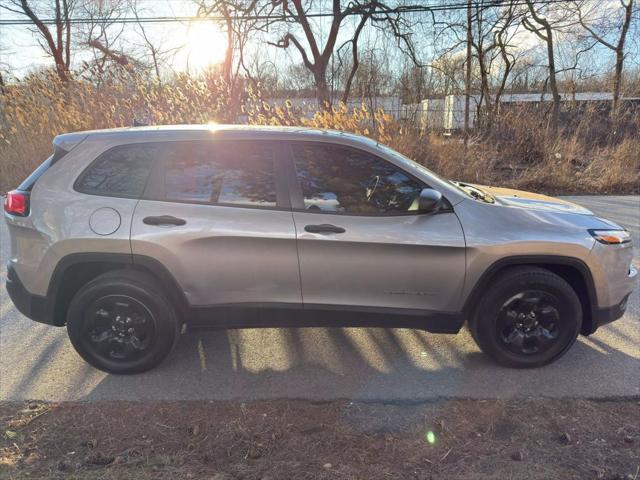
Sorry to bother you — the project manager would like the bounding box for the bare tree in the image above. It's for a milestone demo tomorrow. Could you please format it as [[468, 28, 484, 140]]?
[[464, 0, 472, 143], [345, 47, 394, 108], [128, 0, 181, 82], [522, 0, 562, 133], [0, 44, 10, 93], [280, 63, 316, 94], [396, 64, 428, 103], [268, 0, 353, 107], [471, 2, 521, 133], [575, 0, 635, 119], [195, 0, 274, 95], [81, 0, 135, 81], [336, 5, 375, 103], [267, 0, 419, 108], [1, 0, 76, 81], [195, 0, 238, 86], [87, 39, 131, 67], [131, 0, 161, 81]]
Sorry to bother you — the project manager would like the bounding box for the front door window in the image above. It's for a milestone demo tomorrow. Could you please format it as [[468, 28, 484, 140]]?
[[292, 143, 424, 215]]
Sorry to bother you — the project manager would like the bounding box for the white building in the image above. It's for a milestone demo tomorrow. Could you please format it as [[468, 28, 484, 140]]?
[[418, 92, 635, 132]]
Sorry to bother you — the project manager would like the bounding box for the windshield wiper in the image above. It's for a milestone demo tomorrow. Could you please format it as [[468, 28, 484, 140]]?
[[453, 182, 495, 204]]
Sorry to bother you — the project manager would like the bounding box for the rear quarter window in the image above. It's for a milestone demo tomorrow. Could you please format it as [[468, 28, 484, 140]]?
[[17, 144, 70, 192], [75, 144, 157, 198], [18, 156, 53, 191]]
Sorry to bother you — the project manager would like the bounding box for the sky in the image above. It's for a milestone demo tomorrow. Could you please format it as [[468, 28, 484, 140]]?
[[0, 0, 638, 85], [0, 0, 231, 76], [0, 0, 392, 84]]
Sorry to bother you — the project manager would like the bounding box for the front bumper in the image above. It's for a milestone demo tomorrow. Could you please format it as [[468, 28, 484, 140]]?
[[6, 265, 55, 325], [592, 292, 632, 329], [588, 263, 636, 333]]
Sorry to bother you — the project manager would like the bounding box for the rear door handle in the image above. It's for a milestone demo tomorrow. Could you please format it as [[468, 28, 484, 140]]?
[[304, 224, 346, 234], [143, 215, 186, 226]]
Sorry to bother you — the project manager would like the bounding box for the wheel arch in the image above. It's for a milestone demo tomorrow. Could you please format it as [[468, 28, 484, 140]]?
[[463, 255, 597, 335], [47, 253, 189, 326]]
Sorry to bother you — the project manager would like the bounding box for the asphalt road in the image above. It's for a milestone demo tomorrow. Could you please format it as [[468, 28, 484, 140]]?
[[0, 196, 638, 402]]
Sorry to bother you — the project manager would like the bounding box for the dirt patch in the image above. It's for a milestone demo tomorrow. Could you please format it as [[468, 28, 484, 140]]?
[[1, 399, 638, 479]]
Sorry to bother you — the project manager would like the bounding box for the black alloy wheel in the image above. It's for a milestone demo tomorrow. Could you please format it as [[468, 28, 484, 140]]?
[[67, 270, 180, 374], [469, 266, 582, 368], [82, 295, 156, 362], [497, 290, 562, 356]]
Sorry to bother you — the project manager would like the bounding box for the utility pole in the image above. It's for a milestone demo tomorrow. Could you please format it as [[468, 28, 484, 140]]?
[[464, 0, 472, 147]]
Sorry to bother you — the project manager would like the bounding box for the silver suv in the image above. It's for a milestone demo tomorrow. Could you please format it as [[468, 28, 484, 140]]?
[[4, 125, 636, 374]]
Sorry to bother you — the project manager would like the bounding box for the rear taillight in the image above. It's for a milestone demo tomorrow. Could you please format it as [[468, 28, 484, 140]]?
[[4, 190, 30, 216]]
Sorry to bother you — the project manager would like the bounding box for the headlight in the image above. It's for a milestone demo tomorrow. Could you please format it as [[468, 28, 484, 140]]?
[[589, 229, 631, 245]]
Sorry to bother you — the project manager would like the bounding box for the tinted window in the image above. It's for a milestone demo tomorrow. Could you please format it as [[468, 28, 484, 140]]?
[[18, 145, 71, 191], [164, 143, 277, 207], [75, 144, 156, 197], [19, 156, 53, 191], [292, 144, 424, 214]]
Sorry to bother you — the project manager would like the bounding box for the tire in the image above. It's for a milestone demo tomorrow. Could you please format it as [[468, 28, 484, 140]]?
[[66, 269, 180, 374], [469, 266, 582, 368]]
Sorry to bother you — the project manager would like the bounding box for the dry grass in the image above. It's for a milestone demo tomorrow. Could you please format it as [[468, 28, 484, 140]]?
[[0, 71, 232, 190], [0, 399, 638, 480], [1, 70, 638, 194]]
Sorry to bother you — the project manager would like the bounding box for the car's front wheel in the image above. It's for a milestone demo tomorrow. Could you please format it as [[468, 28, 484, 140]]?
[[469, 266, 582, 368], [66, 270, 180, 374]]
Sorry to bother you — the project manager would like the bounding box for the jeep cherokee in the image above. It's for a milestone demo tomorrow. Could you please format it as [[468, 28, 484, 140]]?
[[4, 125, 636, 374]]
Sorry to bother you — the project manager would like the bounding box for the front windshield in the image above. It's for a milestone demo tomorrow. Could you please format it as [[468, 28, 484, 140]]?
[[375, 142, 449, 184], [375, 142, 495, 203]]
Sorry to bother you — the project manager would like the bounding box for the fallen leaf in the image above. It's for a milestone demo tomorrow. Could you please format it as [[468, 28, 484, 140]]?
[[510, 451, 524, 461], [559, 432, 571, 445]]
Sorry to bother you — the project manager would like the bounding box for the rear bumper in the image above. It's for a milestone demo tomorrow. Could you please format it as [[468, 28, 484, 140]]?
[[6, 265, 56, 326]]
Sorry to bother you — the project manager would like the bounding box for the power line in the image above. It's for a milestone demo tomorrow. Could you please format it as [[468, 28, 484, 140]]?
[[0, 0, 577, 26]]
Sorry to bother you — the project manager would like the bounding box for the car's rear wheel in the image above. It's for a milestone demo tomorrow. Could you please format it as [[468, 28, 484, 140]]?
[[469, 267, 582, 368], [66, 270, 180, 374]]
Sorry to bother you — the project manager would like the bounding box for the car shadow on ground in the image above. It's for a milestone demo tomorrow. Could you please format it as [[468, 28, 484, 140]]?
[[68, 313, 640, 402]]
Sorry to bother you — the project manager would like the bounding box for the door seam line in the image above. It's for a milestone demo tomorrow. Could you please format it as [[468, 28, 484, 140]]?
[[290, 211, 306, 306]]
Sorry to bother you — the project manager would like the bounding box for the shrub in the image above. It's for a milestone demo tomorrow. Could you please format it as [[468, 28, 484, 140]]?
[[1, 69, 638, 194]]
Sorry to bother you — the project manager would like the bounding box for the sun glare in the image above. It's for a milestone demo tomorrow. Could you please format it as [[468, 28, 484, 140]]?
[[183, 21, 228, 72]]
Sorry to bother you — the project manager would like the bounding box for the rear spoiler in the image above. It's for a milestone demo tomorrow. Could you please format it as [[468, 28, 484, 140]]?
[[52, 132, 89, 163], [10, 133, 90, 193]]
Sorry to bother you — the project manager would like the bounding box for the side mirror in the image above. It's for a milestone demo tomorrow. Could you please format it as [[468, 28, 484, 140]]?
[[418, 188, 443, 213]]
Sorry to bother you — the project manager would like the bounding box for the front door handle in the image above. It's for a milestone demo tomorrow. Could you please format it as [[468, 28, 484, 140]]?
[[143, 215, 186, 226], [304, 224, 346, 234]]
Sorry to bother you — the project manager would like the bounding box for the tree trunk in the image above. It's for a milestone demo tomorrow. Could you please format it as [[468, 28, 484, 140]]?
[[53, 52, 69, 81], [479, 59, 494, 135], [612, 0, 633, 120], [524, 1, 560, 135], [221, 4, 233, 88], [545, 27, 560, 135], [151, 49, 161, 83], [314, 69, 331, 110], [464, 0, 472, 146], [612, 50, 623, 119], [341, 12, 370, 104]]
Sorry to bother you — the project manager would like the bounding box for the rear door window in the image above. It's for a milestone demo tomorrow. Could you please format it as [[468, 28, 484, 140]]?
[[162, 142, 278, 208], [75, 144, 157, 198]]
